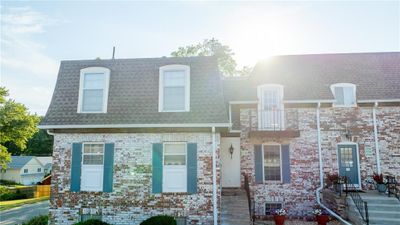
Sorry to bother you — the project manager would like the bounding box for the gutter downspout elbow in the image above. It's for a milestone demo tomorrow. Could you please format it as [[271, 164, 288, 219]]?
[[315, 102, 352, 225], [211, 127, 218, 225], [46, 129, 55, 136]]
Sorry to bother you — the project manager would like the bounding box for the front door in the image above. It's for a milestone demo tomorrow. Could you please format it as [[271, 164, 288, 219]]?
[[221, 137, 241, 187], [338, 144, 360, 186]]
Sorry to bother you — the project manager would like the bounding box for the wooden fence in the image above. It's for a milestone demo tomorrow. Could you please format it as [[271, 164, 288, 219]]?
[[35, 185, 51, 198]]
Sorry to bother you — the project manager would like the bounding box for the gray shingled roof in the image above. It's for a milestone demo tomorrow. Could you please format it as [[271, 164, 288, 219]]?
[[8, 156, 35, 169], [223, 52, 400, 102], [40, 56, 229, 127]]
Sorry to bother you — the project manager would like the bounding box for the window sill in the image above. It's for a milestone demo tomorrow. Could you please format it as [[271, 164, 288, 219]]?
[[160, 192, 190, 195]]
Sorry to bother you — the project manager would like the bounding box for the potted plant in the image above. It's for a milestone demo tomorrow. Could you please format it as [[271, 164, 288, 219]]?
[[312, 208, 330, 225], [273, 208, 287, 225], [326, 173, 342, 193], [373, 173, 387, 193]]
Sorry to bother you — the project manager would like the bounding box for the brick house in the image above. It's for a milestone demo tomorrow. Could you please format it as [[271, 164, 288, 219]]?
[[39, 53, 400, 225]]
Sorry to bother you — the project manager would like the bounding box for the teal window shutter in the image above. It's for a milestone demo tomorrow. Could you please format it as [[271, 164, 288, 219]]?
[[254, 145, 263, 184], [187, 143, 197, 194], [103, 143, 115, 192], [71, 143, 82, 192], [152, 143, 163, 193], [281, 145, 291, 183]]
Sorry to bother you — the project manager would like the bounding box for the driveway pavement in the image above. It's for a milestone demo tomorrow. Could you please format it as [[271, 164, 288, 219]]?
[[0, 201, 49, 225]]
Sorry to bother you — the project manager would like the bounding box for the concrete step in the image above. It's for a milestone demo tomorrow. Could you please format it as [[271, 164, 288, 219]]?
[[368, 210, 400, 219], [221, 188, 250, 225], [367, 203, 400, 211], [368, 216, 400, 225]]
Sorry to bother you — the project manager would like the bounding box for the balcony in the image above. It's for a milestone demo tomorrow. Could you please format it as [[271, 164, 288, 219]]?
[[249, 109, 300, 139]]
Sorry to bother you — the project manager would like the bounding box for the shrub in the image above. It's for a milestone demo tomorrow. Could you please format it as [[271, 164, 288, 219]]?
[[0, 180, 21, 186], [0, 185, 10, 195], [140, 216, 176, 225], [74, 219, 110, 225], [0, 189, 27, 201], [21, 215, 48, 225]]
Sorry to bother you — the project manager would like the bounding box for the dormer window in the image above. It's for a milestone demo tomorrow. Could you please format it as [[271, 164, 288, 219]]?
[[331, 83, 356, 107], [257, 84, 284, 130], [78, 67, 110, 113], [159, 65, 190, 112]]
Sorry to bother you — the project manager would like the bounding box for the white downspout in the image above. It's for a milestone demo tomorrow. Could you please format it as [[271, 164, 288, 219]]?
[[315, 102, 352, 225], [372, 102, 381, 174], [212, 127, 218, 225], [46, 129, 55, 136]]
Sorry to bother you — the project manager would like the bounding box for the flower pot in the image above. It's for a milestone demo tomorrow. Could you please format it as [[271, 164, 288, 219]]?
[[273, 215, 286, 225], [316, 215, 330, 225], [376, 183, 387, 193]]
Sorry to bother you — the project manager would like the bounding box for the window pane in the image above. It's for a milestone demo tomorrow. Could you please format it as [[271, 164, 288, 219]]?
[[84, 144, 104, 154], [164, 70, 185, 86], [82, 90, 103, 112], [164, 155, 186, 165], [163, 87, 185, 110], [334, 87, 345, 105], [265, 203, 282, 215], [165, 144, 186, 155], [83, 155, 104, 165], [84, 73, 105, 89], [264, 145, 281, 181], [343, 87, 355, 105]]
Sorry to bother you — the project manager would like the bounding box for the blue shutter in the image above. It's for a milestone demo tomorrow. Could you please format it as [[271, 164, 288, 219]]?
[[152, 143, 163, 194], [103, 143, 115, 192], [254, 145, 263, 184], [71, 143, 82, 192], [281, 145, 291, 183], [187, 143, 197, 194]]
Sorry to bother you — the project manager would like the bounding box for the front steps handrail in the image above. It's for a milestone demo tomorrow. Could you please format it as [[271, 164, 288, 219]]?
[[386, 175, 400, 201], [345, 176, 369, 225], [243, 173, 255, 224]]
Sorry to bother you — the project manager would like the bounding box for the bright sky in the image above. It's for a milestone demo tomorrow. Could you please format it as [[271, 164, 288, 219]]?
[[1, 1, 399, 115]]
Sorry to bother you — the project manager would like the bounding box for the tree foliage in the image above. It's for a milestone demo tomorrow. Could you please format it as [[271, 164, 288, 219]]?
[[171, 38, 251, 76], [0, 87, 40, 168]]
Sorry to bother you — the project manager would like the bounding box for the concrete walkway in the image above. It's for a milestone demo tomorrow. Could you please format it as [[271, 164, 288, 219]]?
[[221, 188, 251, 225], [0, 200, 49, 225]]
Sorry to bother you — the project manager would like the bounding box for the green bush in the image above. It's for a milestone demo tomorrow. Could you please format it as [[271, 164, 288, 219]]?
[[140, 215, 176, 225], [21, 215, 48, 225], [74, 219, 110, 225], [0, 189, 27, 201], [0, 185, 10, 195], [0, 180, 21, 186]]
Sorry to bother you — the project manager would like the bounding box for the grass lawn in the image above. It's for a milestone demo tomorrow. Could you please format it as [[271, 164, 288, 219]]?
[[0, 196, 49, 211]]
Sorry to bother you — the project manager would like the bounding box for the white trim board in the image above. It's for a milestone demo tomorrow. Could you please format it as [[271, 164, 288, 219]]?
[[38, 123, 231, 129]]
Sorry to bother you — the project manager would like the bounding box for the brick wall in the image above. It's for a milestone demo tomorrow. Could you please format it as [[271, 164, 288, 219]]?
[[239, 106, 400, 217], [50, 132, 221, 225]]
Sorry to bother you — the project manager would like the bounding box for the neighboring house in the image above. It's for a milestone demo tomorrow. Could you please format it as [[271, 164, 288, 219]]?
[[1, 156, 45, 185], [39, 53, 400, 225], [37, 156, 53, 174]]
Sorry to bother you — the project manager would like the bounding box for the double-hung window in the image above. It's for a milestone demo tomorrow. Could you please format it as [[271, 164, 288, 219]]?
[[81, 143, 104, 191], [163, 142, 187, 192], [258, 84, 284, 130], [159, 65, 190, 112], [78, 67, 110, 113], [263, 145, 282, 181], [331, 83, 356, 107]]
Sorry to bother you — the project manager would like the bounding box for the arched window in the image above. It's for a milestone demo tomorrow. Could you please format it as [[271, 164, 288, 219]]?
[[159, 65, 190, 112], [78, 67, 110, 113]]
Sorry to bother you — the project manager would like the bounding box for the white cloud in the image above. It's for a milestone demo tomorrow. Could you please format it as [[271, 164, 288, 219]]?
[[1, 7, 60, 115]]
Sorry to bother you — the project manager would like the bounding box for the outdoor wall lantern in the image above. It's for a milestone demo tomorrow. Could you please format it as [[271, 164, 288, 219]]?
[[229, 144, 234, 159]]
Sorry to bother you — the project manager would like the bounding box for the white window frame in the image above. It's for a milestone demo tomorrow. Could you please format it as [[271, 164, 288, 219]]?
[[80, 142, 105, 192], [262, 144, 283, 183], [257, 84, 284, 130], [158, 65, 190, 112], [264, 202, 284, 215], [37, 168, 41, 173], [23, 169, 28, 174], [77, 67, 110, 113], [330, 83, 357, 107], [162, 142, 187, 193]]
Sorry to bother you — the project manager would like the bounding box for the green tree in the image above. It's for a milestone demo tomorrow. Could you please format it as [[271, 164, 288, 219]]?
[[0, 87, 40, 168], [171, 38, 251, 76]]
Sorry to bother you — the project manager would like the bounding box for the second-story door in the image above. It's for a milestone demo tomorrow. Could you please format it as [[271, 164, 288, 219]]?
[[260, 85, 284, 130]]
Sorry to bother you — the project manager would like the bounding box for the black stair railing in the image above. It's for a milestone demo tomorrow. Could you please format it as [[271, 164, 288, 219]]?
[[344, 176, 369, 225], [243, 173, 255, 224], [386, 175, 400, 201]]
